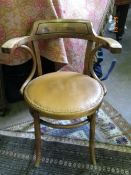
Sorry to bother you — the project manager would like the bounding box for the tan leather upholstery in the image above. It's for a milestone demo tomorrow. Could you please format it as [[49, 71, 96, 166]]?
[[24, 71, 104, 119]]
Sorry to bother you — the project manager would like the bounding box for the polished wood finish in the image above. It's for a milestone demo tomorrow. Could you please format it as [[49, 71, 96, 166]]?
[[1, 19, 122, 167], [33, 111, 41, 167], [89, 113, 96, 165]]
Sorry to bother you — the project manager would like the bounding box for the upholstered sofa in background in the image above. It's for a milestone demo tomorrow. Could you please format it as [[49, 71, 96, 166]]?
[[0, 0, 114, 114]]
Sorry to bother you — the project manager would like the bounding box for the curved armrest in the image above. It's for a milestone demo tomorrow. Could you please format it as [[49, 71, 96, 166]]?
[[89, 37, 122, 95], [95, 36, 122, 54], [1, 36, 36, 95], [1, 36, 32, 54]]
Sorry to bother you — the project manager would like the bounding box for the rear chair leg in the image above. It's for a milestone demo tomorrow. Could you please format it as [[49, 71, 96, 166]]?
[[89, 113, 96, 165], [32, 111, 41, 167]]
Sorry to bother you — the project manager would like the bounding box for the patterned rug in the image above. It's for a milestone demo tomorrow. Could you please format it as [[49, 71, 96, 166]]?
[[0, 100, 130, 146], [0, 134, 131, 175]]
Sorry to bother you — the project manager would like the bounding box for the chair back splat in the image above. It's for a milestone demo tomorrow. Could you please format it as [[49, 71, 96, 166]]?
[[1, 19, 122, 167], [30, 19, 96, 77]]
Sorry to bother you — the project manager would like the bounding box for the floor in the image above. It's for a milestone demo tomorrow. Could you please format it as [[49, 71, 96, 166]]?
[[0, 9, 131, 129], [103, 9, 131, 124]]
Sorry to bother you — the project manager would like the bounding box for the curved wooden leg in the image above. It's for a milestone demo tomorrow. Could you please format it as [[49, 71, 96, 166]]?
[[32, 110, 41, 167], [89, 113, 96, 165]]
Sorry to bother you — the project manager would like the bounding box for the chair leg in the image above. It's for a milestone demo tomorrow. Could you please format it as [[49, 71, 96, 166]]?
[[89, 113, 96, 165], [32, 111, 41, 167]]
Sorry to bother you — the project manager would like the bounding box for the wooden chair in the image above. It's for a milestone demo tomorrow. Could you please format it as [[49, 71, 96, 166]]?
[[1, 19, 122, 167]]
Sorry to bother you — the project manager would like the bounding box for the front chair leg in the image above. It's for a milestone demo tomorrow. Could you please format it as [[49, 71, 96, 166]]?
[[32, 110, 41, 167], [89, 113, 96, 165]]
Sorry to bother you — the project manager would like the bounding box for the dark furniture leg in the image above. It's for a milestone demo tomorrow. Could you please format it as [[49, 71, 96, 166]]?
[[0, 65, 7, 116], [116, 4, 130, 41]]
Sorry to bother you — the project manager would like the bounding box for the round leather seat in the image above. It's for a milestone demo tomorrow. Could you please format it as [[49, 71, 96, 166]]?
[[24, 71, 104, 119]]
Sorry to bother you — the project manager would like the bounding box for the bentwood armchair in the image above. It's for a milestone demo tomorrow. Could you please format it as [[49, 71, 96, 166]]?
[[1, 19, 122, 167]]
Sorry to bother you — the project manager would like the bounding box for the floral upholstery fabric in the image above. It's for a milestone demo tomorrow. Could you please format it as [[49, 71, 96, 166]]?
[[0, 0, 114, 72]]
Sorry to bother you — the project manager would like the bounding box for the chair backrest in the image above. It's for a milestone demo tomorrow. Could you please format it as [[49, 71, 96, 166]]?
[[30, 19, 96, 76], [30, 19, 95, 39]]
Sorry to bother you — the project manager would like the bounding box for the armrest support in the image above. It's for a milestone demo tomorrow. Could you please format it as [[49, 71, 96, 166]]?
[[89, 36, 122, 95], [1, 36, 36, 95], [1, 36, 32, 54], [95, 36, 122, 54]]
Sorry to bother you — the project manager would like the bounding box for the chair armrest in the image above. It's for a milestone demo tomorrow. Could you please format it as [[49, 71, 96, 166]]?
[[1, 36, 32, 54], [95, 36, 122, 54], [1, 36, 36, 95], [89, 36, 122, 95]]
